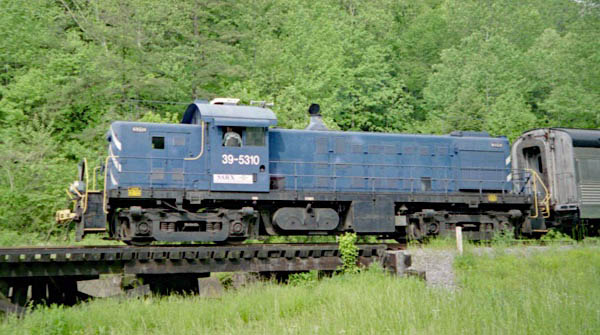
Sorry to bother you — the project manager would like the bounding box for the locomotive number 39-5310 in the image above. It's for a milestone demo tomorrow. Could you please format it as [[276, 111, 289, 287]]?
[[222, 154, 260, 165]]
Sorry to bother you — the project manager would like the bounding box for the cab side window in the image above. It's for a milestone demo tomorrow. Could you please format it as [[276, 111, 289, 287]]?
[[222, 127, 242, 147], [221, 126, 266, 147], [245, 127, 265, 146]]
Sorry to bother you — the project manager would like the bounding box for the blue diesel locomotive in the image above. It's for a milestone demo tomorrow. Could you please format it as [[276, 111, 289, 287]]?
[[63, 99, 533, 245]]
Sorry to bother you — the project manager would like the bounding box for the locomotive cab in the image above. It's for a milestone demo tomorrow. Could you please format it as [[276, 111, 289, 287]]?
[[182, 99, 277, 192], [71, 99, 279, 244]]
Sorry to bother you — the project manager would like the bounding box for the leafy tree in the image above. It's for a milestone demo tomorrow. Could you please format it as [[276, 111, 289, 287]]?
[[423, 33, 538, 138], [525, 28, 600, 127], [0, 0, 599, 239]]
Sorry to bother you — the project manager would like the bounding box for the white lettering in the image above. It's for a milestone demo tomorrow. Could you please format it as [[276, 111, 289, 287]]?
[[213, 174, 254, 184], [221, 154, 260, 165]]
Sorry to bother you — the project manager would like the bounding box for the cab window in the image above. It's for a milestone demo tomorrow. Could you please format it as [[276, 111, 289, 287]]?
[[245, 127, 265, 146], [221, 126, 265, 147], [222, 126, 243, 147]]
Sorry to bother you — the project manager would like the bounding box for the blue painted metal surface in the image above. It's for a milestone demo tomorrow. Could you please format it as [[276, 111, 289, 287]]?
[[106, 121, 207, 191], [269, 129, 511, 193], [182, 100, 277, 126], [208, 122, 270, 192], [107, 103, 512, 195], [107, 102, 276, 192]]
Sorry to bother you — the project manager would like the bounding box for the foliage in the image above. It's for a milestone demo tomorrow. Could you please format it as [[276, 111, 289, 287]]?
[[287, 270, 319, 286], [0, 0, 599, 238], [138, 111, 181, 124], [337, 232, 359, 274], [541, 229, 575, 243], [491, 227, 516, 246], [261, 235, 336, 244], [1, 246, 599, 334], [416, 235, 471, 250]]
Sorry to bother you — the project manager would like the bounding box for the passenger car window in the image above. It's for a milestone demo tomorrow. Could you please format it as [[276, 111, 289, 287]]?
[[578, 159, 600, 182], [245, 127, 265, 146]]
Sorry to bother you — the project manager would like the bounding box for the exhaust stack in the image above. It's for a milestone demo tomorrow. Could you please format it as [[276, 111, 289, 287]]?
[[305, 104, 328, 131]]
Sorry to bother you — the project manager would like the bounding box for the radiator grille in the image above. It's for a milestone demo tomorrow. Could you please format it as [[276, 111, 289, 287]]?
[[580, 183, 600, 205]]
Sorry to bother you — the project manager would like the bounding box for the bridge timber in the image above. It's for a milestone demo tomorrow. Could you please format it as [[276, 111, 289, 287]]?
[[0, 243, 410, 314]]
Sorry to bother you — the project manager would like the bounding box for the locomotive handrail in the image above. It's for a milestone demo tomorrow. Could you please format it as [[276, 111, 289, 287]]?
[[65, 158, 91, 217], [511, 168, 544, 189], [92, 166, 102, 191], [105, 156, 511, 173], [524, 168, 551, 218], [106, 170, 512, 188], [106, 156, 510, 172], [184, 120, 205, 161], [270, 159, 510, 171], [103, 155, 114, 214], [108, 169, 512, 186], [83, 157, 89, 215], [517, 173, 532, 194], [107, 171, 512, 190]]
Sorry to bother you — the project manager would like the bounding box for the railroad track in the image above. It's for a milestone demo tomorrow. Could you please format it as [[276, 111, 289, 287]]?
[[0, 243, 402, 266], [0, 243, 409, 314]]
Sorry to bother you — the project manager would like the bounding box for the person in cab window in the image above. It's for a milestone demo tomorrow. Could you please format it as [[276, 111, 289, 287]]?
[[223, 127, 242, 147]]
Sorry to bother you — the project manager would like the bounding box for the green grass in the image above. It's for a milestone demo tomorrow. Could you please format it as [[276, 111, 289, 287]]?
[[1, 246, 599, 334], [0, 230, 121, 247], [0, 229, 385, 247]]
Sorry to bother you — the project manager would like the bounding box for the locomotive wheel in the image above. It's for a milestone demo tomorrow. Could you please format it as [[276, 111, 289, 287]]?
[[407, 223, 424, 241], [117, 218, 152, 246]]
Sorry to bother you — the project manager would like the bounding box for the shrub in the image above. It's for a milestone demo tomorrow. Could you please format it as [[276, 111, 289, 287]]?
[[541, 229, 574, 243], [491, 227, 516, 246], [287, 271, 319, 286], [338, 232, 359, 274]]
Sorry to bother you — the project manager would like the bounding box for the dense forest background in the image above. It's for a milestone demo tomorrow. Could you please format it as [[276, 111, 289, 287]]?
[[0, 0, 599, 237]]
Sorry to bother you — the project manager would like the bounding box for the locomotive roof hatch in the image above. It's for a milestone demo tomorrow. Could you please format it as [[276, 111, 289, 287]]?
[[181, 99, 277, 127]]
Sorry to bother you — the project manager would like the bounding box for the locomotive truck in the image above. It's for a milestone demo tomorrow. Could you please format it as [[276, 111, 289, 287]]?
[[56, 99, 600, 245]]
